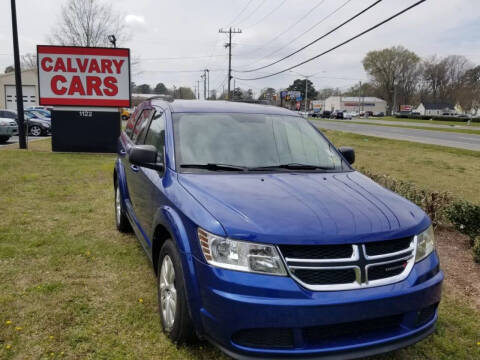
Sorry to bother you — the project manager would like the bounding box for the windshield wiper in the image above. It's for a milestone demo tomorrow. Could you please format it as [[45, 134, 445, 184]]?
[[248, 163, 335, 171], [180, 163, 248, 171]]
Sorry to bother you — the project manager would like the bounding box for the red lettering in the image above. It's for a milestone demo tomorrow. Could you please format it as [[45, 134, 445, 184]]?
[[88, 59, 100, 73], [51, 75, 67, 95], [76, 58, 88, 72], [100, 59, 113, 74], [112, 59, 124, 74], [53, 58, 66, 72], [66, 58, 77, 72], [41, 57, 53, 72], [103, 76, 118, 96], [68, 76, 86, 96], [86, 76, 102, 96]]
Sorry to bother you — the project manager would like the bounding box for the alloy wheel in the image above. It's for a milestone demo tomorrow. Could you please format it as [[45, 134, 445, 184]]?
[[160, 255, 177, 330]]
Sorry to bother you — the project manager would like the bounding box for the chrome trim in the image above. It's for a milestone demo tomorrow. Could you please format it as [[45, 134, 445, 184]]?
[[285, 245, 359, 264], [278, 236, 418, 292], [363, 238, 416, 260]]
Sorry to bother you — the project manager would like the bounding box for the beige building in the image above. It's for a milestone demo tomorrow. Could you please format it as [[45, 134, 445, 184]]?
[[0, 69, 39, 110], [324, 96, 387, 115]]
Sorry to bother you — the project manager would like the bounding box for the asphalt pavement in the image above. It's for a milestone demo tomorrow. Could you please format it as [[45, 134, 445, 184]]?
[[335, 118, 478, 130], [312, 119, 480, 151]]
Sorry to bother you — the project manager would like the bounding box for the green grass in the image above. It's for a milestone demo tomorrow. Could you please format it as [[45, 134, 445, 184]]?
[[368, 116, 480, 127], [322, 129, 480, 203], [312, 118, 480, 135], [1, 139, 480, 359]]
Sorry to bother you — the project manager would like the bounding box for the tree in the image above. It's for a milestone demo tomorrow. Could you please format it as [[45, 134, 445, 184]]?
[[50, 0, 128, 47], [316, 87, 341, 100], [287, 79, 317, 100], [259, 87, 276, 102], [135, 84, 152, 94], [153, 83, 168, 95], [4, 66, 14, 74], [175, 87, 195, 99], [458, 65, 480, 113], [4, 53, 38, 73], [363, 46, 420, 113]]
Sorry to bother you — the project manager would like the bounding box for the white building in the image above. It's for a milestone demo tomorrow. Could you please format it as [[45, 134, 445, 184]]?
[[0, 69, 39, 110], [324, 96, 387, 115], [414, 103, 455, 116]]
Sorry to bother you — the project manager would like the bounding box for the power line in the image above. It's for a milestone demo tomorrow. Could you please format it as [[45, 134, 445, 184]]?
[[142, 69, 226, 73], [236, 0, 268, 27], [238, 0, 328, 58], [141, 54, 226, 61], [238, 0, 358, 72], [234, 0, 427, 81], [228, 0, 255, 26], [244, 0, 288, 29]]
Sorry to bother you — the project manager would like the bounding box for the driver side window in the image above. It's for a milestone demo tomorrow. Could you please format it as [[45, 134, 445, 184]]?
[[144, 111, 166, 159]]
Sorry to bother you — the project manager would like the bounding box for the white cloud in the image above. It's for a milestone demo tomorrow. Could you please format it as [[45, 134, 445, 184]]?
[[125, 14, 145, 25]]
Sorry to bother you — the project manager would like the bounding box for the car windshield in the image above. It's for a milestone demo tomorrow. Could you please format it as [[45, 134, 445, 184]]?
[[173, 112, 349, 172]]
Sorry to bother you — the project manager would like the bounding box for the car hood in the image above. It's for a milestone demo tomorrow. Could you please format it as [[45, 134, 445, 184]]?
[[0, 117, 16, 126], [178, 171, 429, 245]]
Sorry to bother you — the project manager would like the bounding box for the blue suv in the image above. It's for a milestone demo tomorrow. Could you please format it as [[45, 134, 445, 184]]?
[[114, 99, 443, 359]]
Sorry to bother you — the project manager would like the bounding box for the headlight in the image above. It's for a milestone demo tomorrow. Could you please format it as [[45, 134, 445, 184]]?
[[415, 225, 435, 262], [198, 228, 287, 276]]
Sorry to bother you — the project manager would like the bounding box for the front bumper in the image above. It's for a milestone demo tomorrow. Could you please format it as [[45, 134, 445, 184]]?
[[193, 251, 443, 359], [0, 125, 18, 136]]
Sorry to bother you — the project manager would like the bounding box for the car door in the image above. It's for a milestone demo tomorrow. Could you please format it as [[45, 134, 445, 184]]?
[[124, 107, 154, 240], [133, 108, 168, 241]]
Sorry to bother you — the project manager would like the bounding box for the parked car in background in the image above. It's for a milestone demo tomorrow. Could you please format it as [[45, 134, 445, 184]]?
[[121, 108, 132, 120], [331, 110, 344, 119], [24, 112, 51, 137], [29, 109, 51, 119], [321, 110, 331, 118], [114, 99, 442, 360], [0, 111, 18, 143], [343, 112, 354, 119]]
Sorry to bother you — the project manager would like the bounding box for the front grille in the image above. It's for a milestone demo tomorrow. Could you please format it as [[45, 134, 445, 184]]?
[[293, 268, 356, 285], [303, 314, 403, 344], [279, 237, 415, 291], [368, 259, 408, 281], [280, 244, 353, 259], [365, 237, 413, 256], [232, 328, 294, 349]]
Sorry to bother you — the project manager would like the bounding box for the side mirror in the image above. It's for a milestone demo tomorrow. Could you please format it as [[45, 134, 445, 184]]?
[[129, 144, 164, 171], [338, 146, 355, 165]]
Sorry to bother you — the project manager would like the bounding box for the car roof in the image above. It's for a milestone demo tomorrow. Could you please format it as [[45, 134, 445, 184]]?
[[150, 99, 298, 116]]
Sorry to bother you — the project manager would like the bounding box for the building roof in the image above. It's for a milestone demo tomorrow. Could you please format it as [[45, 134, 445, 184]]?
[[326, 96, 386, 103], [152, 99, 296, 115], [422, 102, 454, 110]]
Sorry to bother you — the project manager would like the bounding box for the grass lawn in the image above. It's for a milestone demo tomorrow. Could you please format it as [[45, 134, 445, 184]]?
[[1, 139, 479, 359], [369, 116, 480, 128], [322, 129, 480, 203], [312, 118, 480, 135]]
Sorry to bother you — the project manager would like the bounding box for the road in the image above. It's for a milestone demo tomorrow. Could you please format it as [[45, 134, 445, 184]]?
[[0, 136, 48, 148], [312, 119, 480, 151]]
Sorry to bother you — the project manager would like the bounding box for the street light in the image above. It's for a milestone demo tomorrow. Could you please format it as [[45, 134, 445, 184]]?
[[108, 35, 117, 48]]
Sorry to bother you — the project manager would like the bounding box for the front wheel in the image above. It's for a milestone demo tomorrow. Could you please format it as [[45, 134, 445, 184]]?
[[158, 240, 195, 344], [30, 125, 42, 137], [0, 136, 9, 144], [114, 183, 131, 233]]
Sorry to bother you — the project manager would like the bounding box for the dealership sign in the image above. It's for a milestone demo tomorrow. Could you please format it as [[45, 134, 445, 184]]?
[[37, 45, 131, 107]]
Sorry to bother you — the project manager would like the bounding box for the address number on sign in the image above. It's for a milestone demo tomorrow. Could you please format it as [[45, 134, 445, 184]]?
[[79, 111, 93, 117]]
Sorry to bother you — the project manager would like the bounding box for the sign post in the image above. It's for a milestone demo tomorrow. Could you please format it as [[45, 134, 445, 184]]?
[[37, 45, 131, 152]]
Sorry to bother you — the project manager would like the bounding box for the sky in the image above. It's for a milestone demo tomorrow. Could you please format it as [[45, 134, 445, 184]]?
[[1, 0, 480, 97]]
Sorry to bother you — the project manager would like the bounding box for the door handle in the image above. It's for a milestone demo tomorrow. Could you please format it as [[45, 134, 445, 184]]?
[[130, 164, 139, 172]]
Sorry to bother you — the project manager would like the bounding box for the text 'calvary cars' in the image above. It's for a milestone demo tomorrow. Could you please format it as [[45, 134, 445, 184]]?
[[113, 99, 442, 360]]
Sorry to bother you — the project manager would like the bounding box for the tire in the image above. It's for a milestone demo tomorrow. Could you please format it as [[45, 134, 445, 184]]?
[[158, 240, 195, 344], [30, 125, 42, 137], [0, 136, 9, 144], [114, 182, 132, 233]]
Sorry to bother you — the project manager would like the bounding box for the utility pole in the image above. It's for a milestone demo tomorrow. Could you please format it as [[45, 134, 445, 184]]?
[[197, 80, 200, 99], [10, 0, 26, 149], [304, 77, 309, 116], [201, 71, 207, 100], [206, 69, 210, 100], [219, 27, 242, 101]]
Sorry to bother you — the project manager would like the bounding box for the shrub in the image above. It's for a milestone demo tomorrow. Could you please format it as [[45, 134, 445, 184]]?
[[394, 114, 480, 123], [473, 237, 480, 264], [445, 201, 480, 246]]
